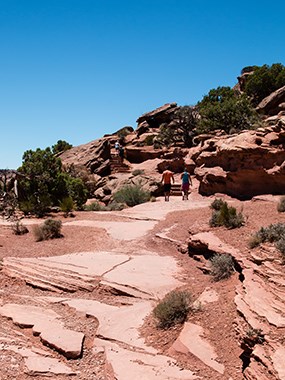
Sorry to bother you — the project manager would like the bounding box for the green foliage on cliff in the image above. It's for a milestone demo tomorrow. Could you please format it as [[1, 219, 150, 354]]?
[[244, 63, 285, 105], [52, 140, 73, 155], [155, 106, 198, 147], [197, 86, 260, 134]]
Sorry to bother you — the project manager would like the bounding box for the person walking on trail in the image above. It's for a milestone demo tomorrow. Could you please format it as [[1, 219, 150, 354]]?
[[114, 140, 120, 156], [181, 168, 192, 200], [118, 145, 124, 163], [161, 167, 175, 202]]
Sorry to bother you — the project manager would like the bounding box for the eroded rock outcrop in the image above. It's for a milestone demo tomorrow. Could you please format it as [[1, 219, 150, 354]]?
[[58, 99, 285, 204], [187, 231, 285, 380], [192, 116, 285, 199], [256, 85, 285, 116], [60, 138, 111, 176]]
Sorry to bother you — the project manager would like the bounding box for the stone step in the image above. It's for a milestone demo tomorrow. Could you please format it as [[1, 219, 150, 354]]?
[[171, 184, 182, 196]]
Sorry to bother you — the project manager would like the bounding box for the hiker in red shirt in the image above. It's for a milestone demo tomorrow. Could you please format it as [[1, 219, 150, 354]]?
[[161, 167, 175, 201]]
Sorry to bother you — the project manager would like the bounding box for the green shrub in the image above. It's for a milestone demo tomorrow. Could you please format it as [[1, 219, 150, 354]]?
[[143, 135, 155, 146], [59, 196, 74, 216], [260, 223, 285, 243], [197, 86, 260, 134], [84, 201, 126, 212], [153, 290, 191, 329], [132, 169, 145, 176], [277, 196, 285, 212], [19, 199, 34, 215], [210, 254, 235, 281], [33, 219, 62, 241], [17, 146, 88, 216], [244, 63, 285, 106], [113, 184, 150, 207], [275, 237, 285, 257], [84, 201, 105, 211], [210, 201, 244, 229], [52, 140, 72, 155], [105, 201, 126, 211], [249, 223, 285, 254], [210, 198, 224, 211]]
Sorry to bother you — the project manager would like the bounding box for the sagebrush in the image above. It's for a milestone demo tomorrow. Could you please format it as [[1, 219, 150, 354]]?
[[210, 254, 235, 281], [209, 200, 244, 229], [33, 219, 62, 241], [113, 184, 150, 207], [153, 290, 191, 329], [248, 223, 285, 260]]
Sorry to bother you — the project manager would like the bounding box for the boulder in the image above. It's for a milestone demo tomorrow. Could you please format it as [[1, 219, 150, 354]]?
[[60, 138, 111, 174], [136, 103, 178, 126], [256, 85, 285, 116]]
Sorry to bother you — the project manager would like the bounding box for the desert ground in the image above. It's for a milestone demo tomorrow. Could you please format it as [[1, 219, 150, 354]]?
[[0, 184, 284, 380]]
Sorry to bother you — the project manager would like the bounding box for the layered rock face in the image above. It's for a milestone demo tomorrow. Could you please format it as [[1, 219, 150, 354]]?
[[60, 138, 111, 176], [192, 115, 285, 199]]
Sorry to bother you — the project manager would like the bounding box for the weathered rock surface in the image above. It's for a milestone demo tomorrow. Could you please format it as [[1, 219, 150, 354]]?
[[193, 117, 285, 198], [170, 322, 225, 374], [60, 138, 111, 176], [187, 230, 285, 380], [2, 249, 182, 297], [99, 340, 199, 380], [0, 304, 84, 359], [256, 85, 285, 115], [136, 102, 178, 128]]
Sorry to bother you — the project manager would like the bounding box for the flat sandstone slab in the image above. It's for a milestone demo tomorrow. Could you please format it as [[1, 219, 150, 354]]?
[[0, 304, 84, 359], [170, 322, 225, 374], [95, 339, 199, 380]]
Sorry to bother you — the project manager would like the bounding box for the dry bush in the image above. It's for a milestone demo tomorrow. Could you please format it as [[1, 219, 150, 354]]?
[[210, 253, 235, 281], [11, 221, 29, 235], [210, 198, 224, 211], [153, 290, 191, 329], [249, 223, 285, 248], [33, 219, 62, 242]]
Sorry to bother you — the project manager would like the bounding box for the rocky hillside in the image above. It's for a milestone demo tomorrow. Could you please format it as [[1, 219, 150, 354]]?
[[59, 81, 285, 203]]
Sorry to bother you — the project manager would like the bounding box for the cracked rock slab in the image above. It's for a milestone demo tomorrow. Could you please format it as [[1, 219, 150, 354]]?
[[63, 298, 155, 353], [104, 254, 183, 299], [0, 344, 75, 376], [95, 339, 199, 380], [169, 322, 225, 374], [0, 304, 84, 359]]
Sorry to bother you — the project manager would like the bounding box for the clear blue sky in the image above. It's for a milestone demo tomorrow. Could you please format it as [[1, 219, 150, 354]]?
[[1, 0, 285, 169]]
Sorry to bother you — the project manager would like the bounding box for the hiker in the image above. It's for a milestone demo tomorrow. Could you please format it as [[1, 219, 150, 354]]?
[[114, 140, 120, 155], [161, 167, 175, 201], [118, 146, 124, 163], [180, 168, 192, 200]]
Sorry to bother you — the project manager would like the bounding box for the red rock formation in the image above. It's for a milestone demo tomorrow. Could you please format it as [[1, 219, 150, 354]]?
[[193, 117, 285, 199], [256, 85, 285, 116]]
